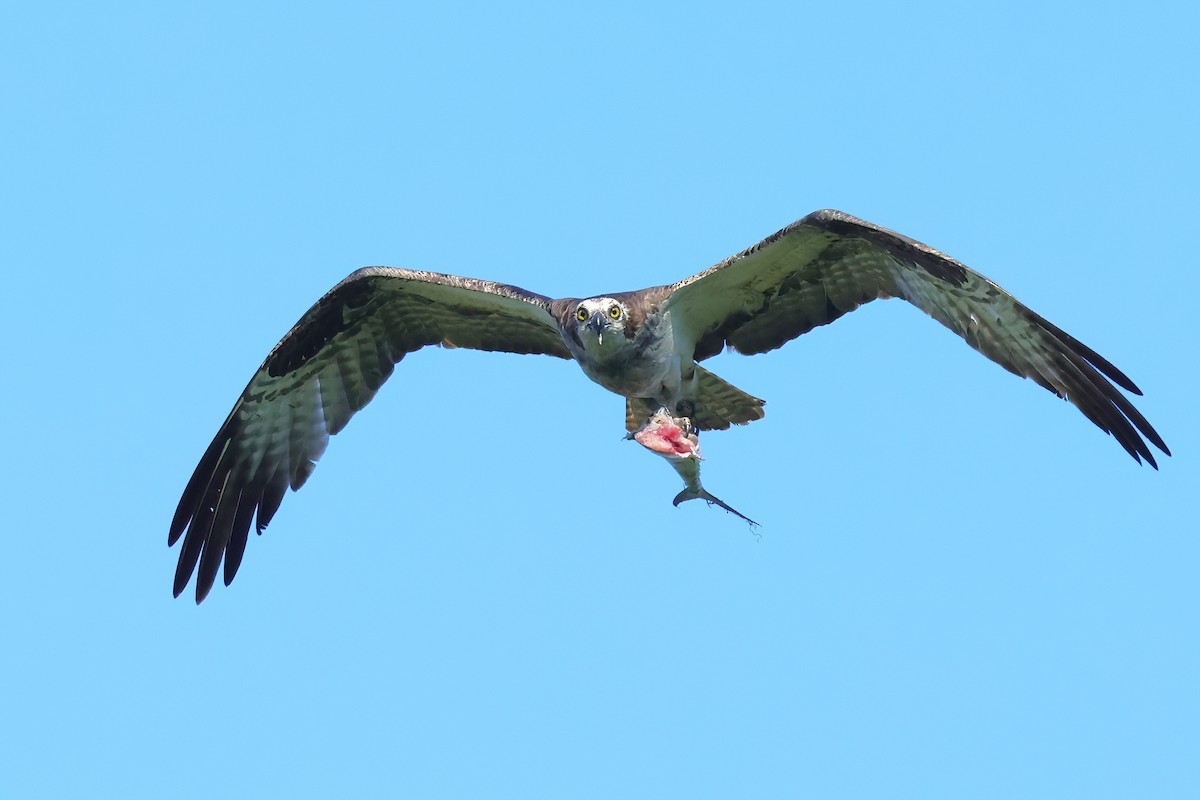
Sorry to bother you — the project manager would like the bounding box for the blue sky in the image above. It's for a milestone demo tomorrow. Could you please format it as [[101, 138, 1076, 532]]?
[[4, 1, 1197, 797]]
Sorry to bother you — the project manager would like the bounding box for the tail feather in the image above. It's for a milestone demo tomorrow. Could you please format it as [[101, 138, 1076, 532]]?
[[689, 365, 765, 431], [624, 366, 765, 433]]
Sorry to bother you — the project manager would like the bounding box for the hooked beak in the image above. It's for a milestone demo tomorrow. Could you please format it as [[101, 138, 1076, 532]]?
[[587, 314, 606, 343]]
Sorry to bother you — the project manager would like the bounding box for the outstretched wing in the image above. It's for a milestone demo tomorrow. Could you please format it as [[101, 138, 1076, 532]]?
[[170, 267, 571, 602], [663, 209, 1169, 467]]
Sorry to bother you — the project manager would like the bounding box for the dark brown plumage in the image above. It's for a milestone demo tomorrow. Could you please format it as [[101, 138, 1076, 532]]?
[[170, 210, 1169, 602]]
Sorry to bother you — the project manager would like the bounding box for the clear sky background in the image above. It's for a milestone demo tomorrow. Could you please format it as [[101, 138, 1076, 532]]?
[[3, 2, 1197, 797]]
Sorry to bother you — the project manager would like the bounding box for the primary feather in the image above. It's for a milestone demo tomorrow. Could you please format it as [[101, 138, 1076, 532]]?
[[170, 211, 1169, 602]]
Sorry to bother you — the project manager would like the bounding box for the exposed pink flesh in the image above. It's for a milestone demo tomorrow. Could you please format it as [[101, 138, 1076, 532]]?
[[634, 418, 696, 457]]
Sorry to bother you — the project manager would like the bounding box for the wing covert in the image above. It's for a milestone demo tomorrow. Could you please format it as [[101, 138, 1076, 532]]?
[[664, 209, 1169, 467]]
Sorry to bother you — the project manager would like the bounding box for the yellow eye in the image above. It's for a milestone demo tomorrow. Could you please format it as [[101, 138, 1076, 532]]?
[[608, 304, 622, 319], [576, 307, 589, 322]]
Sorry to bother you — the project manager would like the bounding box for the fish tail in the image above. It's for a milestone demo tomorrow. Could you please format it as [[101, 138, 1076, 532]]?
[[672, 485, 758, 527]]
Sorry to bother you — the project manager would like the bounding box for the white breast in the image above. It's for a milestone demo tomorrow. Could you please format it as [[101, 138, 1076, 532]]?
[[572, 306, 693, 404]]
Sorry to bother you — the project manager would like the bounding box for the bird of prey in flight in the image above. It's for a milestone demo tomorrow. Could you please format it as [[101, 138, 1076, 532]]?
[[169, 210, 1169, 602]]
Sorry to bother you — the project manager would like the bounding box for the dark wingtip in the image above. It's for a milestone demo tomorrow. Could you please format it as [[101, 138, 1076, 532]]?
[[1030, 313, 1170, 468], [194, 573, 214, 604], [1030, 310, 1145, 396]]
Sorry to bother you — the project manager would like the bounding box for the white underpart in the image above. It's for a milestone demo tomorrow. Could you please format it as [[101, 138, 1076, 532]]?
[[640, 307, 691, 404]]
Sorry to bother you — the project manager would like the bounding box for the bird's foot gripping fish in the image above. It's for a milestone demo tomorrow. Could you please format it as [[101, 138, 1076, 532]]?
[[631, 410, 757, 526], [169, 209, 1168, 601]]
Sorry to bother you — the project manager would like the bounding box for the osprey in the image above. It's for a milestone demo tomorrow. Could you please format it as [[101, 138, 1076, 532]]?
[[170, 210, 1169, 602]]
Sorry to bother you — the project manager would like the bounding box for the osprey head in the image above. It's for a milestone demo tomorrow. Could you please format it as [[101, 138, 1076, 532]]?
[[573, 297, 630, 349]]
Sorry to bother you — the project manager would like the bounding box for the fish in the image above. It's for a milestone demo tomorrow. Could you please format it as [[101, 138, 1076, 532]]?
[[631, 409, 757, 526]]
